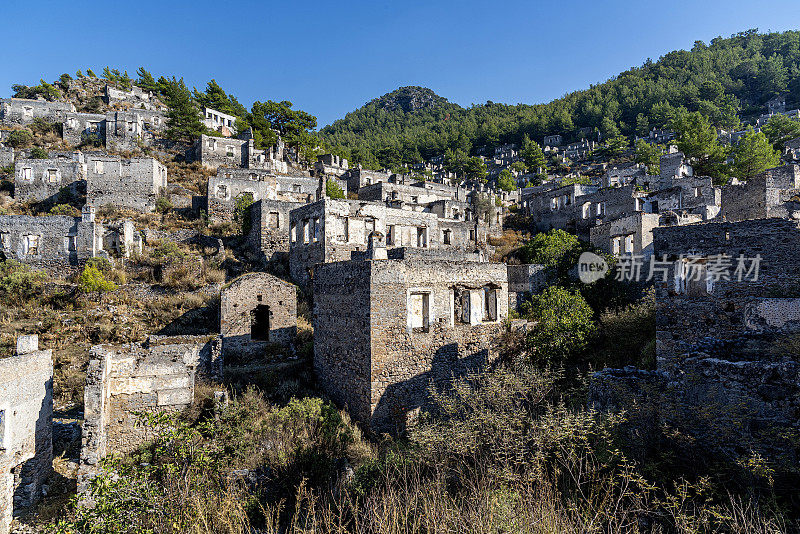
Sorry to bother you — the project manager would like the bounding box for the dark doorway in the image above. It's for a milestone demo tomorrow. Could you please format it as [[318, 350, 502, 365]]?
[[250, 305, 270, 341]]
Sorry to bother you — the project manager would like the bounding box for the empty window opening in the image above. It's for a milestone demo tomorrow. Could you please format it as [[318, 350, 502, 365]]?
[[416, 227, 427, 248], [250, 305, 270, 341], [269, 212, 280, 229], [624, 234, 634, 254], [0, 409, 6, 450], [48, 169, 58, 183], [386, 224, 395, 246], [23, 235, 40, 255], [442, 229, 452, 245], [483, 287, 498, 322], [410, 292, 430, 332]]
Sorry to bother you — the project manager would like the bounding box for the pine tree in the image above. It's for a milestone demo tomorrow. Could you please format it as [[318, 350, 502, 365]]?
[[163, 78, 205, 143], [521, 135, 548, 182], [732, 128, 781, 179]]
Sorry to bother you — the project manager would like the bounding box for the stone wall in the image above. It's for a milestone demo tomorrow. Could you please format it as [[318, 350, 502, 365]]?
[[314, 258, 508, 433], [590, 212, 661, 259], [0, 214, 102, 269], [720, 164, 800, 222], [0, 148, 14, 169], [62, 112, 107, 146], [247, 199, 300, 267], [207, 168, 277, 223], [0, 336, 53, 534], [14, 154, 85, 203], [345, 168, 392, 194], [507, 263, 548, 310], [289, 198, 486, 286], [79, 337, 217, 489], [191, 134, 287, 173], [220, 273, 297, 359], [86, 156, 167, 212], [0, 98, 74, 126]]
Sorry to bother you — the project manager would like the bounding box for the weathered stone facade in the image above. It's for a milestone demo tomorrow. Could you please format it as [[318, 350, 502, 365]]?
[[289, 198, 488, 286], [0, 148, 14, 169], [507, 263, 548, 310], [314, 154, 349, 177], [79, 336, 219, 490], [86, 155, 167, 212], [14, 152, 84, 203], [207, 168, 278, 223], [313, 256, 509, 432], [344, 168, 393, 194], [247, 199, 301, 266], [220, 273, 297, 358], [190, 133, 287, 173], [589, 212, 662, 259], [0, 98, 74, 126], [0, 336, 53, 534], [720, 164, 800, 222]]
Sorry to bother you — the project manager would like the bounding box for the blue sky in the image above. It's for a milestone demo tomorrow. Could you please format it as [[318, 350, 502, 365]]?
[[2, 0, 800, 127]]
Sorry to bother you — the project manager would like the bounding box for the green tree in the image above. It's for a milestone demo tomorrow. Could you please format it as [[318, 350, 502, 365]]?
[[193, 80, 248, 119], [248, 100, 317, 153], [29, 147, 48, 159], [523, 286, 595, 365], [78, 264, 116, 293], [326, 179, 345, 199], [163, 78, 205, 143], [464, 156, 488, 183], [234, 192, 255, 236], [5, 129, 33, 149], [136, 67, 159, 93], [761, 114, 800, 150], [671, 111, 728, 178], [497, 169, 517, 191], [731, 128, 781, 178], [634, 139, 661, 175], [521, 136, 547, 182], [519, 229, 580, 268], [0, 260, 46, 306]]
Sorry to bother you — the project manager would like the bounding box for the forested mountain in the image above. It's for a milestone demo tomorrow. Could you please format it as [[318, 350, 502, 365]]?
[[320, 30, 800, 169]]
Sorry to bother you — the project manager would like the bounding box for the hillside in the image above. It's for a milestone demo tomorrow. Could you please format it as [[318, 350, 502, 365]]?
[[320, 29, 800, 169]]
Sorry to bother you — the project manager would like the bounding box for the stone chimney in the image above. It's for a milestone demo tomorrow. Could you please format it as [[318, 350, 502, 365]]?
[[317, 175, 326, 201], [366, 231, 387, 260]]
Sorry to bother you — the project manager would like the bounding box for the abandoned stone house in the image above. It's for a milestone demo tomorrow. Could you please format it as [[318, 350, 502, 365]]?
[[314, 154, 349, 178], [247, 199, 301, 266], [357, 181, 468, 207], [207, 168, 278, 223], [14, 152, 85, 202], [0, 98, 74, 126], [0, 207, 141, 269], [507, 263, 548, 310], [601, 163, 647, 188], [766, 94, 787, 114], [190, 132, 287, 173], [644, 218, 800, 456], [85, 155, 168, 212], [313, 251, 509, 432], [202, 107, 237, 137], [543, 134, 563, 147], [79, 336, 220, 491], [219, 273, 297, 358], [104, 85, 164, 111], [563, 139, 597, 160], [344, 167, 393, 194], [646, 175, 721, 220], [62, 112, 107, 146], [288, 198, 492, 286], [0, 336, 53, 534], [720, 164, 800, 222], [62, 110, 166, 150]]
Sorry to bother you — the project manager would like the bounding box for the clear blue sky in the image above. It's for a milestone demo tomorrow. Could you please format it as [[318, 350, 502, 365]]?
[[2, 0, 800, 127]]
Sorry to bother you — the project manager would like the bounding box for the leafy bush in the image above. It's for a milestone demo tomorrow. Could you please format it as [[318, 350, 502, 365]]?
[[149, 241, 185, 261], [50, 204, 80, 216], [521, 285, 595, 364], [519, 229, 580, 267], [0, 260, 46, 305], [234, 192, 254, 235], [325, 178, 345, 199], [77, 264, 116, 293], [29, 146, 48, 159], [155, 196, 173, 214], [5, 129, 33, 149]]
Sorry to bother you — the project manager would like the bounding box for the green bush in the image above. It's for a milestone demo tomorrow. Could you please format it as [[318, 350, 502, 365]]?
[[0, 260, 47, 305], [519, 229, 580, 267], [234, 192, 254, 235], [149, 241, 184, 261], [50, 204, 80, 216], [326, 178, 345, 199], [29, 147, 48, 159], [522, 285, 595, 365], [5, 129, 33, 149], [77, 264, 116, 293], [155, 196, 173, 214]]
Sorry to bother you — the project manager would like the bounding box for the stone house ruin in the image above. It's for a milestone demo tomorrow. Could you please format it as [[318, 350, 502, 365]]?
[[0, 98, 74, 126], [62, 110, 166, 150], [219, 273, 297, 358], [0, 336, 53, 534], [313, 251, 509, 432], [202, 107, 237, 136], [288, 198, 491, 286], [62, 112, 107, 146], [14, 152, 85, 203], [190, 132, 287, 173], [720, 164, 800, 222], [104, 85, 164, 111], [0, 207, 140, 269], [79, 336, 220, 490], [0, 148, 14, 169], [85, 155, 167, 212], [344, 168, 393, 194], [247, 199, 301, 266], [207, 168, 278, 223], [314, 154, 349, 177]]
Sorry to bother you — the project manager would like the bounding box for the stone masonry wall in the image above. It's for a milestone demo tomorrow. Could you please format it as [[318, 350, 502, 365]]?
[[14, 156, 84, 203], [220, 272, 297, 359], [86, 156, 167, 212], [0, 337, 53, 534], [0, 215, 99, 269]]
